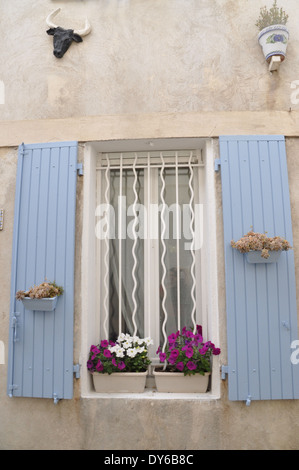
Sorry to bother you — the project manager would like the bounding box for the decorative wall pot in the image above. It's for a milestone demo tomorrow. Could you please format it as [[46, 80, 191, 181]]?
[[21, 296, 58, 311], [92, 371, 148, 393], [153, 369, 210, 393], [245, 250, 281, 264], [258, 24, 289, 62]]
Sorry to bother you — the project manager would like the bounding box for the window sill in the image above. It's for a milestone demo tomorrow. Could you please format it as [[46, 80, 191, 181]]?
[[81, 388, 220, 401]]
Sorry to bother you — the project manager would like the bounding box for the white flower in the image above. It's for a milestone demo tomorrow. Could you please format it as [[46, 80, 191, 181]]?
[[116, 348, 125, 358], [117, 333, 126, 342], [135, 346, 145, 354], [122, 340, 132, 349], [127, 348, 138, 358], [144, 337, 154, 346]]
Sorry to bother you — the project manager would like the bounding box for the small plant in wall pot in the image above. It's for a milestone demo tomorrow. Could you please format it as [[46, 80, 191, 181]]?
[[16, 280, 64, 311], [256, 1, 289, 69], [231, 230, 292, 263]]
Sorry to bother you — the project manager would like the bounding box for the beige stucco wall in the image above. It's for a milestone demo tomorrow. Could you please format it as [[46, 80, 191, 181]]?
[[1, 0, 299, 450], [1, 0, 299, 121]]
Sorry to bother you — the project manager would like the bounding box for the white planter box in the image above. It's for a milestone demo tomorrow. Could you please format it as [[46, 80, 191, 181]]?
[[258, 24, 289, 62], [245, 250, 281, 264], [153, 368, 210, 393], [21, 296, 58, 311], [92, 371, 148, 393]]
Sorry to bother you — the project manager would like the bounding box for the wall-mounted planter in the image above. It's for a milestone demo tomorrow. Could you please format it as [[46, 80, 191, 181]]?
[[258, 24, 289, 63], [153, 368, 210, 393], [21, 296, 58, 311], [92, 371, 148, 393], [245, 250, 281, 264]]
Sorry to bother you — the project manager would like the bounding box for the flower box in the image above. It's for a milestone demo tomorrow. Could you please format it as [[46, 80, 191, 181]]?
[[245, 250, 281, 264], [153, 368, 210, 393], [92, 371, 148, 393], [21, 296, 58, 312]]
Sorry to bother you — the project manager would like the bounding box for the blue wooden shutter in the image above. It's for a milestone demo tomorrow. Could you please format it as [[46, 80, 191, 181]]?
[[7, 142, 79, 401], [219, 135, 299, 403]]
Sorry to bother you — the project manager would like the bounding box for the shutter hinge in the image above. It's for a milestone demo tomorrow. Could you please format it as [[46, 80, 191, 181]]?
[[76, 163, 83, 176], [221, 365, 229, 380], [214, 158, 221, 172], [53, 393, 60, 405], [73, 363, 81, 379], [8, 384, 18, 397]]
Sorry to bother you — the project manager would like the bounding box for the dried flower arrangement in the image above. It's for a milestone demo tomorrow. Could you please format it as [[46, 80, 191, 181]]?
[[16, 280, 63, 300], [255, 1, 288, 31], [231, 230, 292, 259]]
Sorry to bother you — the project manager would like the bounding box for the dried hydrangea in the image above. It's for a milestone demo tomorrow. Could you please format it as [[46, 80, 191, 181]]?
[[231, 231, 292, 259], [16, 280, 63, 300]]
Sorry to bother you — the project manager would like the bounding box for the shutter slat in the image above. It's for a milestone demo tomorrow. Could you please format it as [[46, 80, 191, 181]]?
[[7, 142, 78, 401], [220, 135, 299, 402]]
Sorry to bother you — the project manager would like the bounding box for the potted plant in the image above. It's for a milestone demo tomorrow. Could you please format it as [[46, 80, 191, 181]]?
[[231, 230, 292, 263], [153, 325, 220, 393], [256, 1, 289, 64], [87, 334, 153, 393], [16, 280, 63, 311]]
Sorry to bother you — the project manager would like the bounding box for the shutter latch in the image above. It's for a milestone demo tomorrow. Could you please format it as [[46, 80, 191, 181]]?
[[214, 158, 221, 172], [221, 365, 228, 380], [76, 163, 83, 176]]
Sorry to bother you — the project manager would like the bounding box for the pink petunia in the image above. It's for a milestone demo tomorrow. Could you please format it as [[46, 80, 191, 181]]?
[[96, 360, 104, 371], [103, 349, 112, 358], [176, 362, 184, 371], [159, 352, 167, 362], [186, 361, 196, 370], [101, 340, 109, 348]]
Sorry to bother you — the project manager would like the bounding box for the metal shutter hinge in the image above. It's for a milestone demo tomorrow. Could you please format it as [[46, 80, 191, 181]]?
[[73, 363, 81, 379], [76, 163, 83, 176]]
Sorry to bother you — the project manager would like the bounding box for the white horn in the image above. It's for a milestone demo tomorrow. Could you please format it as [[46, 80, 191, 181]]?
[[46, 8, 61, 28], [74, 18, 92, 37]]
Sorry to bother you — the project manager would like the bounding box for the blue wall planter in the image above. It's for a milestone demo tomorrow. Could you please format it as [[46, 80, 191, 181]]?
[[21, 296, 58, 312], [245, 250, 281, 264]]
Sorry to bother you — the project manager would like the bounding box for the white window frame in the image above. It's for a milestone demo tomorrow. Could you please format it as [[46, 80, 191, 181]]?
[[81, 138, 220, 399]]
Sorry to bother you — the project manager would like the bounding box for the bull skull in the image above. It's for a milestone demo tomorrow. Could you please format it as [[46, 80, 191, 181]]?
[[46, 8, 91, 58]]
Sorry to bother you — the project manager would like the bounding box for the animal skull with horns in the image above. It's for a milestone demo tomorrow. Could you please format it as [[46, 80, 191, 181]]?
[[46, 8, 91, 58]]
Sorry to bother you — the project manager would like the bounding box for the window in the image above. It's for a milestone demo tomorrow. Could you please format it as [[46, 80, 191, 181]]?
[[95, 150, 204, 361], [81, 139, 220, 397]]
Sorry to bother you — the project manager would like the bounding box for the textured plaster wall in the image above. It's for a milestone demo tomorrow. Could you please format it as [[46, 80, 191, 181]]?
[[1, 0, 299, 121], [1, 0, 299, 451]]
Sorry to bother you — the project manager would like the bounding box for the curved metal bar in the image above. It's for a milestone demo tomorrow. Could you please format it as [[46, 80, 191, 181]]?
[[188, 152, 197, 333], [103, 155, 110, 339], [160, 153, 168, 370], [131, 153, 139, 336]]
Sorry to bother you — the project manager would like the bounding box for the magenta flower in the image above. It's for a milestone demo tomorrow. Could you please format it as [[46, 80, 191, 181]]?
[[170, 348, 179, 359], [199, 346, 208, 355], [176, 362, 184, 371], [213, 348, 221, 355], [112, 358, 118, 367], [101, 340, 109, 348], [96, 360, 104, 372], [91, 347, 101, 360], [87, 360, 93, 369], [186, 361, 196, 370], [184, 347, 194, 358], [118, 361, 126, 370], [103, 349, 111, 358], [159, 352, 167, 362]]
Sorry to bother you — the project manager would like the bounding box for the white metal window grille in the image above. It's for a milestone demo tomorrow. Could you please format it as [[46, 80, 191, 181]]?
[[96, 150, 205, 360]]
